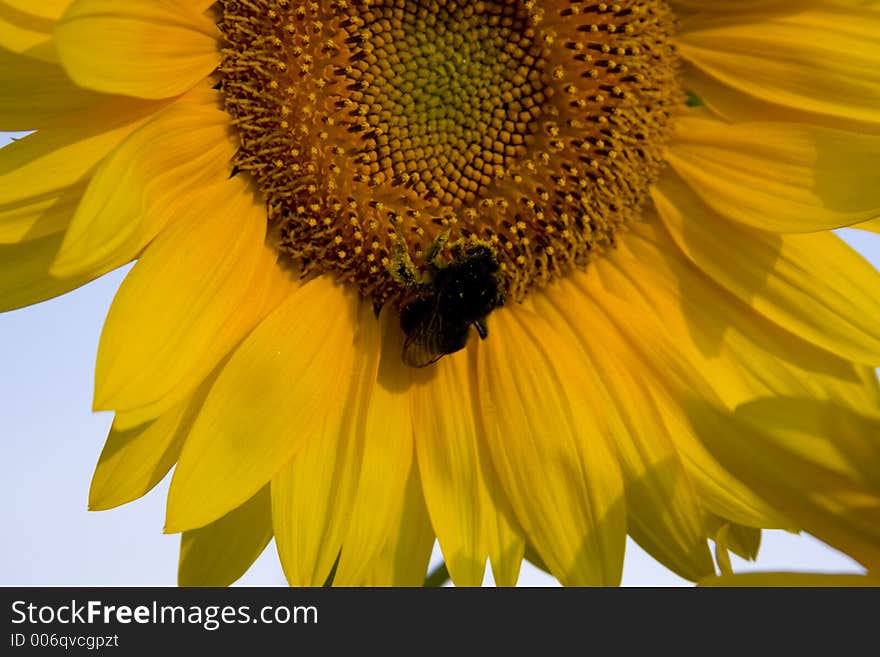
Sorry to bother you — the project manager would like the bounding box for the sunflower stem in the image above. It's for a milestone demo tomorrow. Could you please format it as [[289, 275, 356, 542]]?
[[424, 562, 450, 587]]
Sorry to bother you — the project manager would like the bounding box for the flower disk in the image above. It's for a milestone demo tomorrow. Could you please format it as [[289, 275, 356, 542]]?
[[219, 0, 681, 302]]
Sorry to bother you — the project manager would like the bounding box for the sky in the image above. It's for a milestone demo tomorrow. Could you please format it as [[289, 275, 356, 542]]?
[[0, 131, 875, 587]]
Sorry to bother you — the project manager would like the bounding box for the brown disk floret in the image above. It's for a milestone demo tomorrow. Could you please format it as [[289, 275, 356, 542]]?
[[219, 0, 681, 303]]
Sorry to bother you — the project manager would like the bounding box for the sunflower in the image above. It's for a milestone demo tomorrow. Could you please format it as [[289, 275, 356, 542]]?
[[2, 0, 880, 587]]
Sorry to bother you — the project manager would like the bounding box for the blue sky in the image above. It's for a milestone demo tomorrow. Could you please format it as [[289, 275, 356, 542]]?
[[0, 131, 875, 586]]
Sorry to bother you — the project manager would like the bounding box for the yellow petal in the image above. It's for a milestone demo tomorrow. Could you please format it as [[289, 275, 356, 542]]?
[[713, 523, 735, 576], [334, 312, 415, 586], [582, 255, 793, 530], [271, 300, 380, 587], [54, 0, 219, 99], [94, 178, 264, 413], [477, 306, 627, 586], [613, 220, 880, 546], [856, 366, 880, 410], [537, 281, 715, 582], [0, 96, 161, 209], [178, 487, 272, 587], [706, 517, 762, 562], [655, 391, 792, 531], [620, 217, 880, 416], [653, 171, 880, 366], [0, 231, 120, 311], [729, 525, 762, 562], [676, 3, 880, 133], [857, 218, 880, 233], [0, 1, 60, 61], [411, 354, 488, 586], [89, 403, 188, 511], [0, 49, 100, 130], [699, 572, 878, 587], [670, 0, 811, 10], [51, 100, 233, 279], [666, 115, 880, 232], [359, 462, 436, 587], [693, 397, 880, 570], [103, 247, 294, 430], [0, 181, 86, 244], [186, 1, 216, 14], [165, 277, 358, 532], [412, 342, 525, 586], [739, 398, 880, 490], [4, 0, 72, 21], [89, 348, 229, 510], [483, 472, 526, 587]]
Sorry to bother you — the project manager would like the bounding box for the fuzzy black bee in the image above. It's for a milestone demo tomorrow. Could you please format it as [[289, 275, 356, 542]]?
[[397, 244, 505, 368]]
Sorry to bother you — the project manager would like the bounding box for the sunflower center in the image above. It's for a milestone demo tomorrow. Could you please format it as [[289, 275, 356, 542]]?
[[219, 0, 681, 303], [336, 3, 547, 208]]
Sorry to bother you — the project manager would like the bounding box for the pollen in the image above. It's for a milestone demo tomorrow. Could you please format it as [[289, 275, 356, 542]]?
[[218, 0, 681, 303]]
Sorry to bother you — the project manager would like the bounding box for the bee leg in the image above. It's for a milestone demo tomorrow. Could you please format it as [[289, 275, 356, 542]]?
[[425, 228, 451, 265], [473, 319, 489, 340], [372, 301, 384, 319], [388, 231, 419, 286]]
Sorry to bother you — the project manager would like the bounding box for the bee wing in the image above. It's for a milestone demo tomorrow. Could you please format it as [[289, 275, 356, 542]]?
[[402, 297, 448, 368]]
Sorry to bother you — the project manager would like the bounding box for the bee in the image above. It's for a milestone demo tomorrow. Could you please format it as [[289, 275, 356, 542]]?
[[393, 237, 505, 368]]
